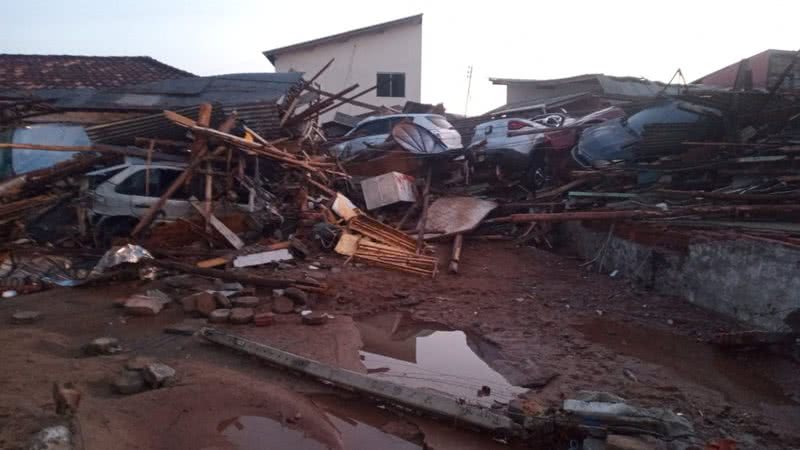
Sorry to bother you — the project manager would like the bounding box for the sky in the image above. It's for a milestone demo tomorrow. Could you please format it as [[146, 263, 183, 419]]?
[[1, 0, 798, 115]]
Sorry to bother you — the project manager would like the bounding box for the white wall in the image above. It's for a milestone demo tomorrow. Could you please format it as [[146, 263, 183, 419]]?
[[271, 21, 422, 122]]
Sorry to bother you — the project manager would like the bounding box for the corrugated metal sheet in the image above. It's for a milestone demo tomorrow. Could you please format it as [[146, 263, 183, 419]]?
[[85, 105, 223, 145], [85, 101, 286, 145], [222, 102, 283, 140]]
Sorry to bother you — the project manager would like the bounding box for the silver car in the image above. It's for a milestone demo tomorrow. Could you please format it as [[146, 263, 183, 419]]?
[[331, 114, 463, 158], [87, 162, 247, 242]]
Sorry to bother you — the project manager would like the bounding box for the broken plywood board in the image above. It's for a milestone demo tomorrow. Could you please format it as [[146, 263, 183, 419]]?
[[424, 197, 498, 240], [233, 249, 293, 268]]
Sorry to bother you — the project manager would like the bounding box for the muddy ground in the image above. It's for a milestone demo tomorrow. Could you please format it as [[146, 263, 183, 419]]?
[[1, 241, 798, 449]]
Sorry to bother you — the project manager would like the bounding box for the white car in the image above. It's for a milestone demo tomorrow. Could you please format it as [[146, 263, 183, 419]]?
[[468, 114, 566, 162], [467, 114, 567, 186], [331, 114, 463, 158], [87, 162, 245, 241]]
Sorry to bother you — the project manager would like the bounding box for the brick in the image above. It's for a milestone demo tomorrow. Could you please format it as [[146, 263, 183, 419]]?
[[142, 363, 176, 388], [194, 292, 218, 317], [232, 296, 260, 308], [12, 310, 41, 324], [83, 337, 121, 356], [123, 295, 163, 316], [113, 370, 146, 395], [272, 296, 295, 314], [230, 308, 254, 325], [208, 309, 231, 324], [254, 312, 275, 327]]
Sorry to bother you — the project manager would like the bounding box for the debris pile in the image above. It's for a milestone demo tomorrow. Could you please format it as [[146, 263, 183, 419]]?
[[2, 53, 800, 450]]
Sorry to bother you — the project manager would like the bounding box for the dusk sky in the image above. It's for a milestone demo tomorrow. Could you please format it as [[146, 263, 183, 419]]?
[[2, 0, 797, 114]]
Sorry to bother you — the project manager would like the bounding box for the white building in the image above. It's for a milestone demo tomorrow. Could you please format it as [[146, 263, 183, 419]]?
[[263, 14, 422, 122]]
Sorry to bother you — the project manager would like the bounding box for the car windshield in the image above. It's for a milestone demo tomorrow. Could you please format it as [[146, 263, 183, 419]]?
[[427, 116, 454, 129], [626, 101, 712, 133]]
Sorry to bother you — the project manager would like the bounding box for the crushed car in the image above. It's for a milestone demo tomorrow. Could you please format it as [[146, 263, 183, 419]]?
[[86, 161, 250, 243], [572, 99, 724, 168], [330, 114, 463, 159], [467, 108, 624, 188]]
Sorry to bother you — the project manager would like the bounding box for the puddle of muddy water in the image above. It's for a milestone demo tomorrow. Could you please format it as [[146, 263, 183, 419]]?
[[356, 313, 527, 407], [579, 318, 793, 407], [218, 413, 421, 450]]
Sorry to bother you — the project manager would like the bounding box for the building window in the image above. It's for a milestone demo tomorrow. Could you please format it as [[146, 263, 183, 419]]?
[[377, 73, 405, 97]]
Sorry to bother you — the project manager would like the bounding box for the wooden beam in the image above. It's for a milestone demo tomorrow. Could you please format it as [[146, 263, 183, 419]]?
[[0, 142, 187, 162], [287, 83, 360, 125], [147, 259, 324, 291], [449, 233, 463, 274], [131, 103, 214, 237], [189, 201, 245, 249], [317, 85, 378, 117], [416, 165, 433, 254], [307, 86, 400, 113]]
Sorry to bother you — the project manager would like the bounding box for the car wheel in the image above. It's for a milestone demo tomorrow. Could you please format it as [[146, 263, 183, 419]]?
[[525, 149, 548, 191]]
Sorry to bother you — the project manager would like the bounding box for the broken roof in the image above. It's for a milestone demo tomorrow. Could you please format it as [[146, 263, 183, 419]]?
[[10, 72, 304, 111], [0, 54, 195, 90], [490, 74, 674, 98], [693, 49, 800, 89], [263, 14, 423, 64]]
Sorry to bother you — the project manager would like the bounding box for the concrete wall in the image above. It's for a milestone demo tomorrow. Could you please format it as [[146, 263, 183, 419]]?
[[271, 21, 422, 123], [504, 79, 599, 104], [565, 222, 800, 331]]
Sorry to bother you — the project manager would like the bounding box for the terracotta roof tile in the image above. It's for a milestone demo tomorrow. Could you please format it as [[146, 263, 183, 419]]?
[[0, 54, 195, 90]]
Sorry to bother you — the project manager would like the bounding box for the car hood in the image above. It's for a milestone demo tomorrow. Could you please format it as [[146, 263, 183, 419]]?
[[575, 118, 639, 164]]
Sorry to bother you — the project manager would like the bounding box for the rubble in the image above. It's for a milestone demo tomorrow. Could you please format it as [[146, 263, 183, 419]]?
[[112, 370, 147, 395], [11, 310, 41, 324], [52, 382, 81, 416], [194, 292, 219, 317], [254, 311, 275, 327], [29, 425, 71, 450], [142, 363, 176, 388], [231, 296, 260, 308], [83, 337, 121, 356], [300, 311, 328, 325], [123, 294, 165, 316], [229, 307, 254, 324], [271, 296, 295, 314], [208, 308, 231, 323], [1, 47, 798, 449]]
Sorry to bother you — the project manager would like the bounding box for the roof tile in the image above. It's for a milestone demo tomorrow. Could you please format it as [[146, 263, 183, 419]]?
[[0, 54, 195, 90]]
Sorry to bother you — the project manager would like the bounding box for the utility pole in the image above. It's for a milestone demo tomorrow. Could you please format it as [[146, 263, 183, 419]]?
[[464, 65, 473, 117]]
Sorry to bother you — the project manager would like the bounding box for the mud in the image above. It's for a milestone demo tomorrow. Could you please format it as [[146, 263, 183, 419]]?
[[0, 241, 798, 449]]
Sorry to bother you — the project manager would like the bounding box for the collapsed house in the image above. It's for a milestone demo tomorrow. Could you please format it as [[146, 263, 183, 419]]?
[[2, 47, 800, 450]]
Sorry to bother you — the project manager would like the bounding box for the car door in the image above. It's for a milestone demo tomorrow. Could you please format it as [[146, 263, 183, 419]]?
[[114, 167, 194, 220], [342, 119, 391, 156]]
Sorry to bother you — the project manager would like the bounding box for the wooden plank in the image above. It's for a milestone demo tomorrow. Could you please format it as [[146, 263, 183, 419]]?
[[307, 86, 400, 113], [190, 201, 245, 250], [196, 257, 229, 268], [130, 103, 214, 237], [317, 85, 378, 117], [148, 259, 323, 291], [449, 234, 464, 274]]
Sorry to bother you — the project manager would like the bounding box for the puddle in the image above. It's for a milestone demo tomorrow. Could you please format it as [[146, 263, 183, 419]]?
[[356, 313, 527, 407], [579, 318, 793, 407], [218, 413, 421, 450]]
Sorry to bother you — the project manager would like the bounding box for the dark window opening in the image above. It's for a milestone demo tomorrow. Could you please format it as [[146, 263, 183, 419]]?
[[377, 73, 405, 97]]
